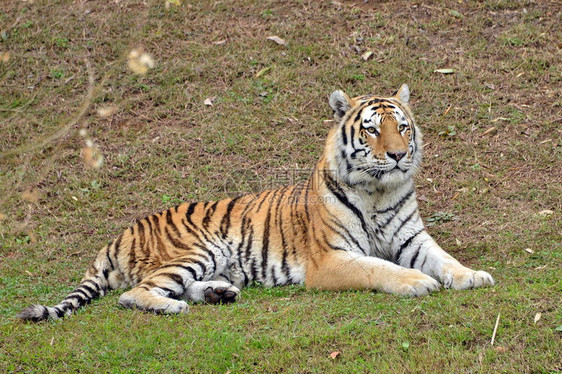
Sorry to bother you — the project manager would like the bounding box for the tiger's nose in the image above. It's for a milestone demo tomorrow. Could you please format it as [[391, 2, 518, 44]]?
[[387, 151, 406, 161]]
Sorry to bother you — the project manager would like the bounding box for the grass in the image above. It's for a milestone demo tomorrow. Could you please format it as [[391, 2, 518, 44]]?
[[1, 0, 561, 372]]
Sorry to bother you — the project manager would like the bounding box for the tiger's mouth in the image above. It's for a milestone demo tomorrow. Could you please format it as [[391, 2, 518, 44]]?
[[363, 163, 410, 178], [365, 165, 396, 177]]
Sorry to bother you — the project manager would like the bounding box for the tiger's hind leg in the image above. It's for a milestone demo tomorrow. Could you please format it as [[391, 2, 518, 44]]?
[[118, 256, 212, 314], [118, 267, 190, 314], [117, 256, 240, 313], [184, 280, 240, 304], [119, 285, 189, 314], [119, 279, 240, 313]]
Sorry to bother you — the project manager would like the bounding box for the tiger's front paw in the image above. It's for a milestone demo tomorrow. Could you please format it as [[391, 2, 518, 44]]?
[[441, 267, 494, 290], [387, 269, 441, 297]]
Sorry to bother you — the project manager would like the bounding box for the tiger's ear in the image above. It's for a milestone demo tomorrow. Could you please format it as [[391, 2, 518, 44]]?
[[329, 90, 352, 122], [394, 84, 410, 104]]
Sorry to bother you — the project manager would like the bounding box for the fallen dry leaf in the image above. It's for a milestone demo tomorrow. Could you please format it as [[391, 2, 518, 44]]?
[[329, 351, 340, 359], [361, 51, 373, 61], [538, 209, 554, 216], [482, 127, 497, 136], [255, 66, 272, 78], [212, 40, 227, 45], [0, 51, 10, 63], [534, 312, 541, 324], [21, 188, 40, 203], [524, 248, 534, 254], [204, 96, 217, 106], [417, 194, 429, 203], [433, 68, 455, 74], [267, 35, 287, 46], [434, 68, 455, 74], [165, 0, 181, 9]]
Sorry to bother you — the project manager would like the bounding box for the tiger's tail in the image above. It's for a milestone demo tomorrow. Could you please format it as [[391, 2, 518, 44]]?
[[17, 240, 121, 322]]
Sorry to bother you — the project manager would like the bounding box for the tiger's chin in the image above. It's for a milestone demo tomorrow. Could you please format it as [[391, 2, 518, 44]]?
[[345, 166, 417, 191], [374, 171, 415, 190]]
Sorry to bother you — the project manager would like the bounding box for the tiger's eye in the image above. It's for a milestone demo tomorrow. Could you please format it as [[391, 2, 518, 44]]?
[[366, 127, 378, 135], [398, 124, 408, 132]]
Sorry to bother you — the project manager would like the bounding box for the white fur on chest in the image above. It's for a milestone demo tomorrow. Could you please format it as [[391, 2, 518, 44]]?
[[355, 182, 422, 259]]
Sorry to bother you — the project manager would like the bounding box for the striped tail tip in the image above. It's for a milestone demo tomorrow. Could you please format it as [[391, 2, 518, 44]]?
[[17, 304, 67, 322], [17, 280, 109, 322]]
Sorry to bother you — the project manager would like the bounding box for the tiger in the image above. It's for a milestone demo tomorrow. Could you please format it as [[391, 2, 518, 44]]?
[[18, 84, 494, 322]]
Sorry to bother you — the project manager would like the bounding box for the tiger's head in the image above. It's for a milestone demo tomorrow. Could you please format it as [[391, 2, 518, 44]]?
[[326, 84, 422, 189]]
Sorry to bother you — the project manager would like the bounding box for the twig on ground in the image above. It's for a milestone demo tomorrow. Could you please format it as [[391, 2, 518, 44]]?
[[491, 312, 501, 346]]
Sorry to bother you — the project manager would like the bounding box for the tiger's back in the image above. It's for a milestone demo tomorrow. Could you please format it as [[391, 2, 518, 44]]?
[[117, 181, 313, 289]]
